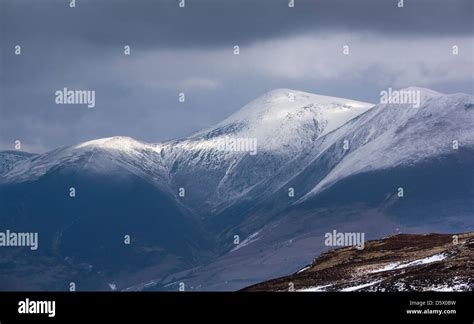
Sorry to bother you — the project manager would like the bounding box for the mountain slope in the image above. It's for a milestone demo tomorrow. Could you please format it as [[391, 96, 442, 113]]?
[[0, 149, 214, 290], [298, 88, 474, 200], [0, 150, 36, 176], [155, 150, 474, 291]]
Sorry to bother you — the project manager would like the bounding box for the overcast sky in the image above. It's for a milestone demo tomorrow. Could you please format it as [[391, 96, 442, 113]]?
[[1, 0, 473, 152]]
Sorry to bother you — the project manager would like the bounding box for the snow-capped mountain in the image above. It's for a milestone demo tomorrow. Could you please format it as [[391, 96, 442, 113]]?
[[10, 86, 469, 209], [160, 89, 372, 210], [1, 137, 169, 189], [212, 87, 474, 209], [1, 87, 473, 291]]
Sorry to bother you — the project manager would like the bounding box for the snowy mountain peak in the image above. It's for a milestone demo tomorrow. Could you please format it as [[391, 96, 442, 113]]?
[[223, 88, 372, 124], [189, 89, 373, 153], [75, 136, 156, 152]]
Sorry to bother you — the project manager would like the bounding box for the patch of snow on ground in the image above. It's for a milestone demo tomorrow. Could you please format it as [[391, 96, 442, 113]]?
[[371, 253, 447, 273], [341, 280, 383, 292], [427, 283, 470, 292], [296, 265, 312, 274], [298, 284, 333, 292]]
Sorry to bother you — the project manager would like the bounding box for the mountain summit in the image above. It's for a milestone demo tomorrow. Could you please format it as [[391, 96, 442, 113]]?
[[192, 88, 372, 152]]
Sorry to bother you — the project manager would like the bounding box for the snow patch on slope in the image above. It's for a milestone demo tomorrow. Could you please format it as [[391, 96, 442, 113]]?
[[298, 284, 333, 292], [341, 280, 383, 292], [371, 253, 447, 273]]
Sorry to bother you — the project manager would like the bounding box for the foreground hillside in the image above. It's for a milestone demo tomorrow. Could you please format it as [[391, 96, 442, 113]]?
[[242, 232, 474, 292]]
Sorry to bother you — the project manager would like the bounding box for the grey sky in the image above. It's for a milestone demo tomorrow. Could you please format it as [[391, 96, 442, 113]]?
[[1, 0, 473, 152]]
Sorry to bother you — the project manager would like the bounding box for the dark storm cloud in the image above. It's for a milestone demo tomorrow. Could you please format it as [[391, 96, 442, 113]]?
[[3, 0, 473, 49]]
